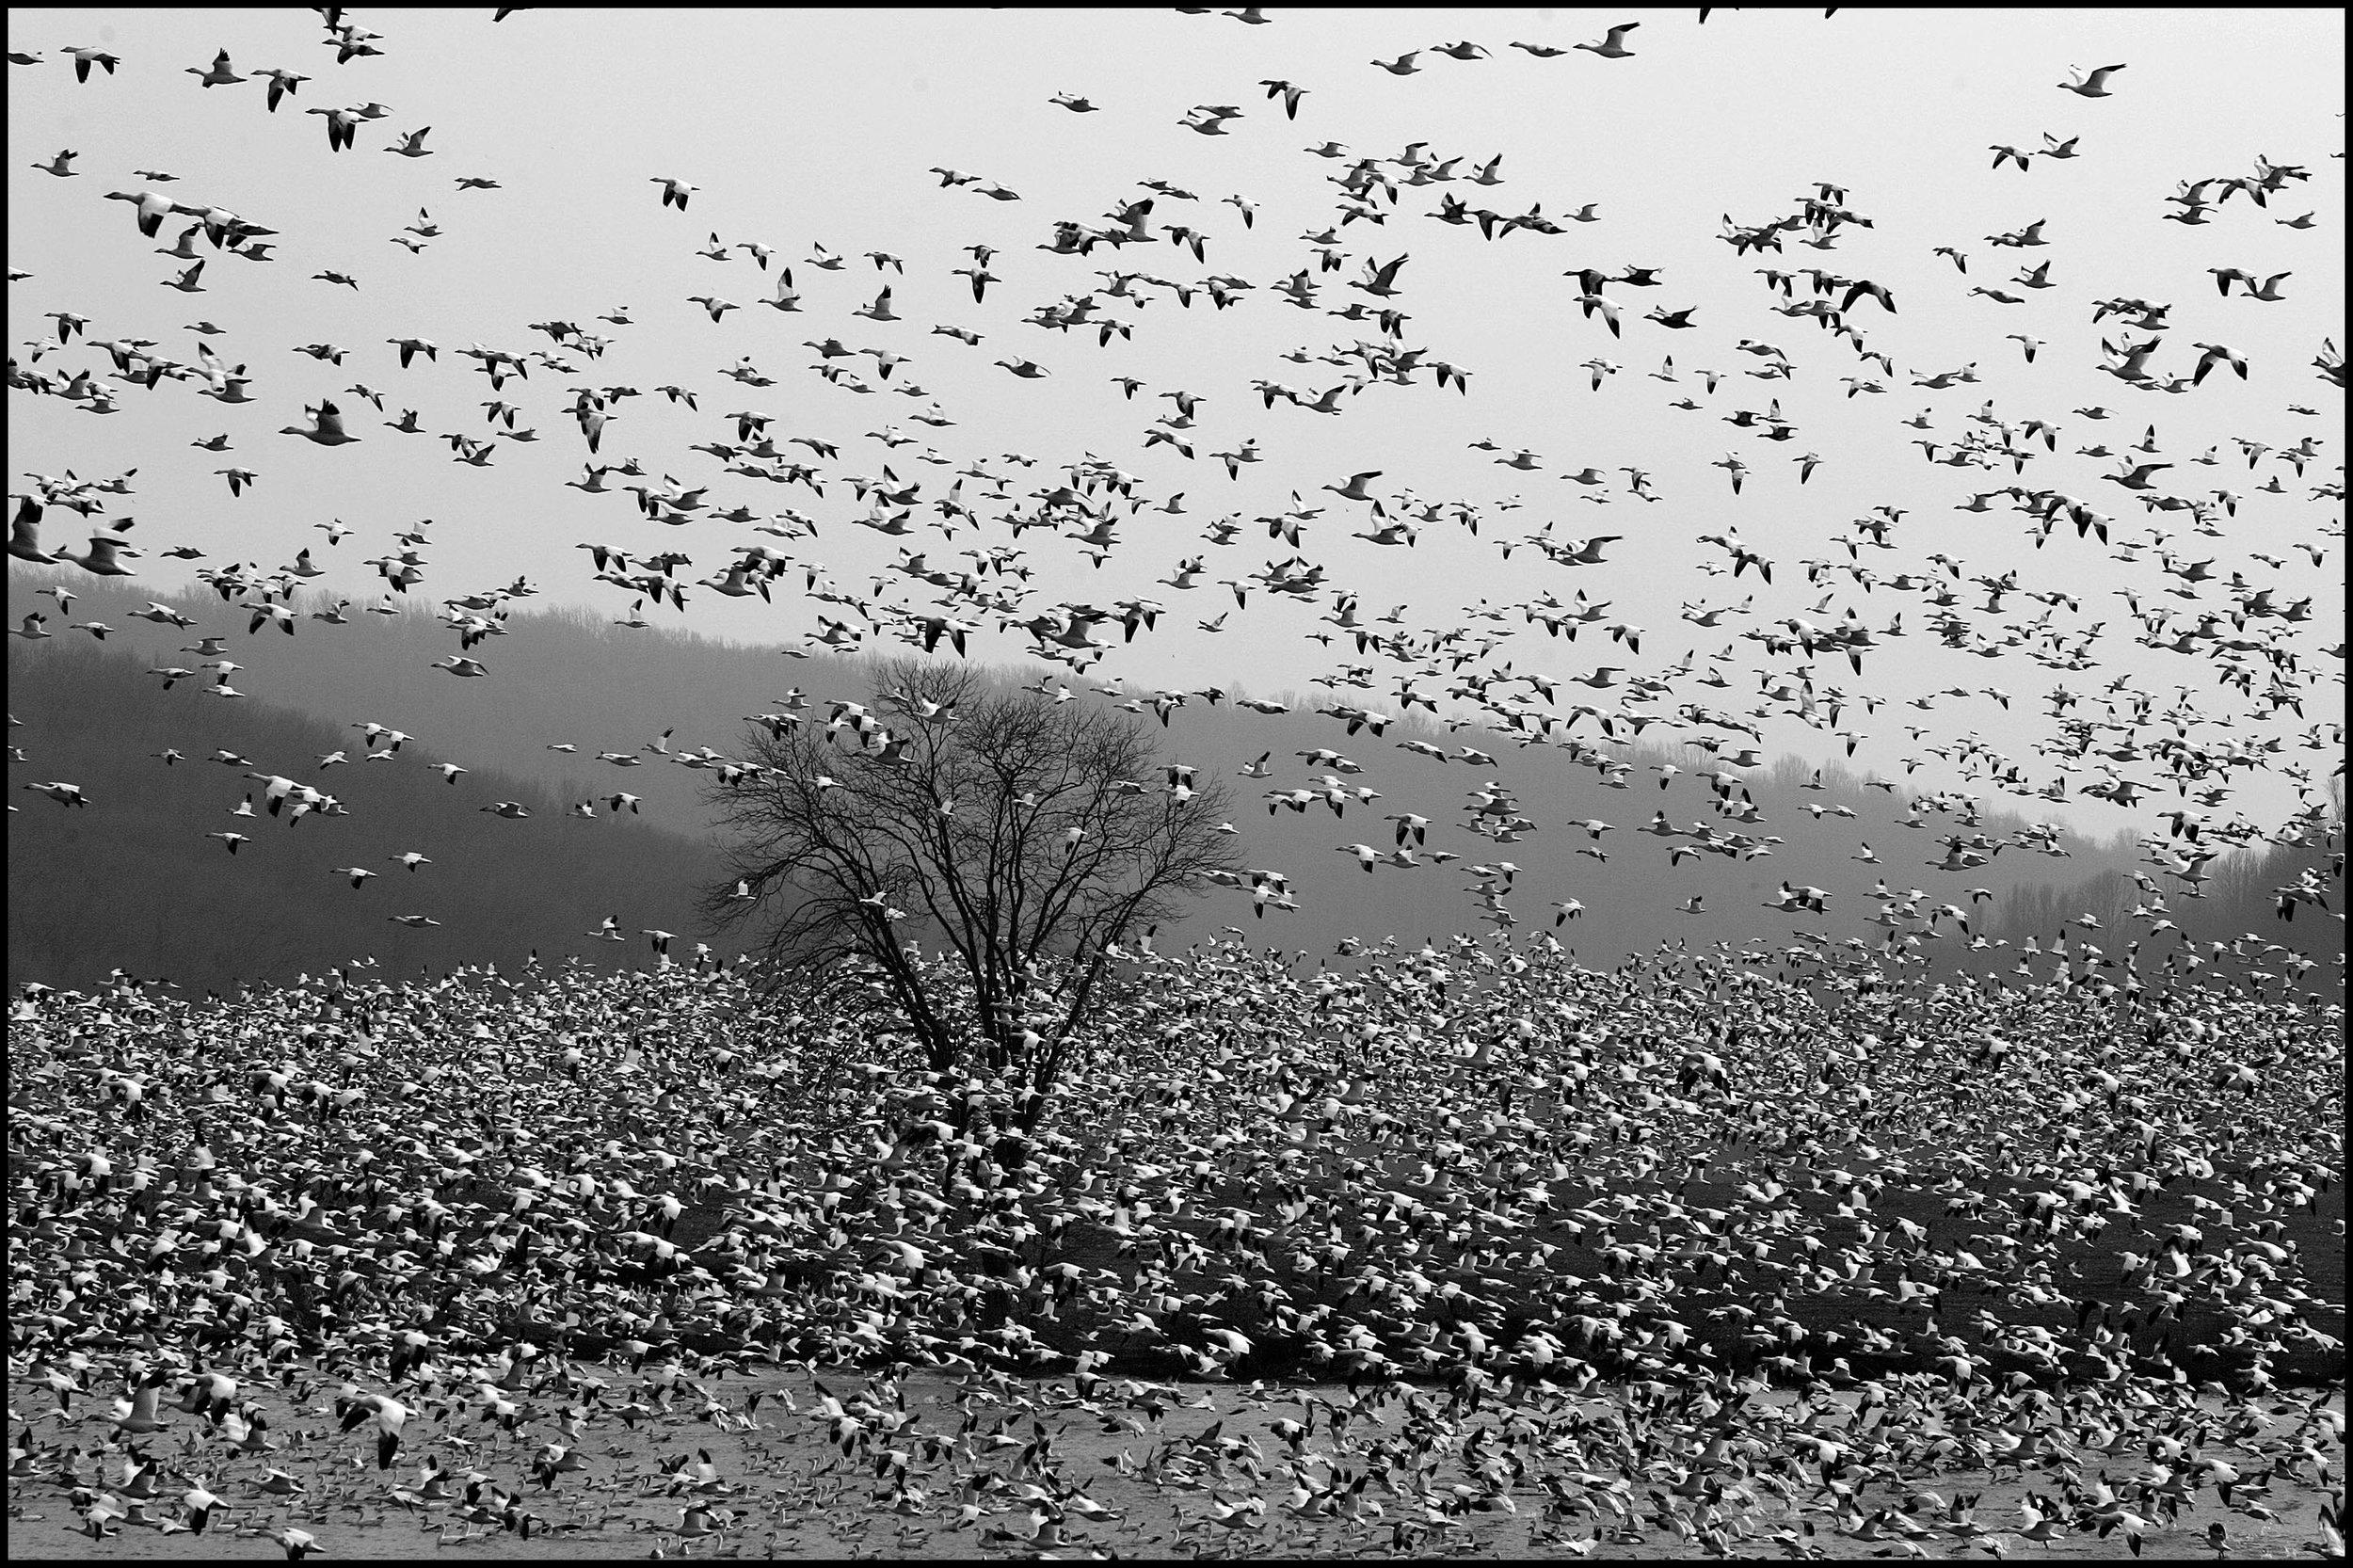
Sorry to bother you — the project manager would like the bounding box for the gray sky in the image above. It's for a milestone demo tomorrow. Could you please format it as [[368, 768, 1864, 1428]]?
[[8, 8, 2345, 852]]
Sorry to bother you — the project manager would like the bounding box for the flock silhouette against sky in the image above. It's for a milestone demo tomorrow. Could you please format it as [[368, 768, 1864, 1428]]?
[[3, 8, 2347, 1560], [7, 8, 2343, 938]]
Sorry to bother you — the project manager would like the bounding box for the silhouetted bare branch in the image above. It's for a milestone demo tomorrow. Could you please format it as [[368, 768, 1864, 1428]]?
[[704, 660, 1238, 1114]]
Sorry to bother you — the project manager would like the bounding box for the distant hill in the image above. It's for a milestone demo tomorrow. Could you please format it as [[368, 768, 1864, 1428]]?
[[8, 637, 723, 995], [8, 571, 2150, 978], [1989, 821, 2345, 995]]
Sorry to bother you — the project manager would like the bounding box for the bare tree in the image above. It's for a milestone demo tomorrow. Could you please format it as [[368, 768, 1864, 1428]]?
[[704, 659, 1240, 1119]]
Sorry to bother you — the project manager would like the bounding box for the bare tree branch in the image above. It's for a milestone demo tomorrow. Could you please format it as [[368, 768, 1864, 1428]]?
[[703, 660, 1240, 1122]]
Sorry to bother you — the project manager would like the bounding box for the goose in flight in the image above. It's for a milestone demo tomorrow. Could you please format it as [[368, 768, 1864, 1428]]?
[[1352, 254, 1409, 298], [63, 46, 120, 81], [104, 187, 177, 237], [258, 68, 309, 112], [2057, 62, 2126, 97], [104, 1372, 170, 1434], [1575, 23, 1640, 58], [338, 1394, 410, 1469], [61, 533, 138, 576], [8, 505, 58, 564], [307, 105, 360, 151], [2190, 343, 2248, 384], [186, 48, 246, 88], [280, 401, 360, 446], [1386, 813, 1430, 845]]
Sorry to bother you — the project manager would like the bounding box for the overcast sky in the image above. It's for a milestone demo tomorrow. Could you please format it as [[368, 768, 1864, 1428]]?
[[8, 7, 2344, 848]]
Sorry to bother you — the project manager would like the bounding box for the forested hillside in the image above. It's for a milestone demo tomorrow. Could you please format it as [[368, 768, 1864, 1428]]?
[[10, 571, 2154, 980], [8, 638, 722, 994], [1993, 812, 2345, 990]]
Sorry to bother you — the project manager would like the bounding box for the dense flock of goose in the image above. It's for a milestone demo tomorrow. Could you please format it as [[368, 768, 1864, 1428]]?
[[5, 5, 2345, 1560], [6, 935, 2346, 1558]]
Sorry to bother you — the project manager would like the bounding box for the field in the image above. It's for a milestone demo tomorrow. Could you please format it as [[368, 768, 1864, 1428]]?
[[6, 946, 2345, 1560], [9, 1365, 2345, 1560]]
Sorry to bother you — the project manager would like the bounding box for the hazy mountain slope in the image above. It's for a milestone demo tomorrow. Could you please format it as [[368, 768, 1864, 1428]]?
[[8, 638, 722, 994], [9, 572, 2144, 972], [1076, 688, 2143, 961], [1992, 827, 2345, 987]]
